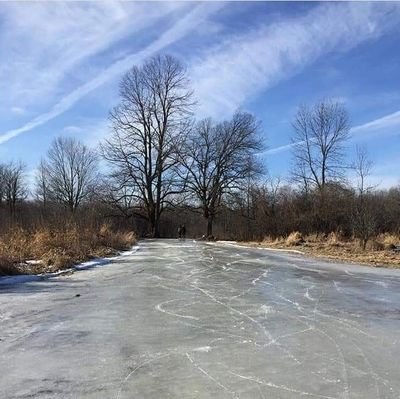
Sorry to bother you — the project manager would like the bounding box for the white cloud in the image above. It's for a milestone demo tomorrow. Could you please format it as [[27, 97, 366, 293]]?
[[0, 2, 184, 111], [10, 106, 26, 115], [190, 2, 400, 118], [0, 3, 223, 145], [62, 125, 83, 134], [61, 119, 110, 149]]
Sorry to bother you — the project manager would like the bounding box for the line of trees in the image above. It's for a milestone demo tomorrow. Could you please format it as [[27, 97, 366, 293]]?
[[1, 54, 399, 247]]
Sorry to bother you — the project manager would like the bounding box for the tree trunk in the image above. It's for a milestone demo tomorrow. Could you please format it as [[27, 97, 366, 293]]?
[[148, 218, 155, 238], [207, 215, 213, 237], [147, 203, 158, 238], [153, 221, 161, 238], [149, 217, 161, 238], [362, 237, 367, 251], [150, 226, 158, 238]]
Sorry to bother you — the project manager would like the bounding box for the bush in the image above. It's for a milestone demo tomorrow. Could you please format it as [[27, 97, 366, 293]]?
[[0, 255, 22, 276], [286, 231, 305, 246], [98, 223, 136, 250], [377, 233, 400, 250], [326, 232, 345, 247], [0, 228, 32, 260], [366, 240, 385, 251]]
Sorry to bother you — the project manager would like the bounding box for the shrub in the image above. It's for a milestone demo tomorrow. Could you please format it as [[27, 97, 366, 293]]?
[[326, 232, 344, 247], [98, 223, 136, 250], [0, 228, 32, 260], [377, 233, 400, 250], [262, 235, 274, 244], [41, 249, 75, 271], [0, 255, 22, 276], [366, 240, 385, 251], [286, 231, 305, 246]]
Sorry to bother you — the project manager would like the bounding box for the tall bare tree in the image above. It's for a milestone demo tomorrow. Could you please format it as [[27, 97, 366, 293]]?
[[0, 164, 5, 207], [40, 137, 98, 212], [179, 112, 263, 237], [291, 99, 350, 191], [351, 147, 376, 250], [102, 54, 193, 237], [254, 177, 282, 238], [2, 162, 26, 215], [35, 159, 50, 207]]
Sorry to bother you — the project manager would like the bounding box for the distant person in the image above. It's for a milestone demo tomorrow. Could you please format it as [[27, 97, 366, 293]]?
[[177, 225, 182, 239], [181, 224, 186, 239]]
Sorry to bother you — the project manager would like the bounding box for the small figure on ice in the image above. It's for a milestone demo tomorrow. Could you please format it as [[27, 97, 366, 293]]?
[[181, 224, 186, 239], [178, 224, 186, 240]]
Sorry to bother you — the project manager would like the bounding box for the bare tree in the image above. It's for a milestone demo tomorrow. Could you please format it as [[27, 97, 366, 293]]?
[[102, 54, 193, 237], [41, 137, 98, 212], [352, 146, 374, 196], [0, 163, 5, 206], [291, 99, 350, 191], [255, 176, 282, 238], [99, 176, 145, 222], [351, 147, 376, 250], [35, 159, 50, 207], [180, 112, 263, 237], [2, 162, 26, 215]]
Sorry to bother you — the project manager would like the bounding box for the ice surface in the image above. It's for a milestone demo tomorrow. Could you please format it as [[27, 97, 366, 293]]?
[[0, 239, 399, 398]]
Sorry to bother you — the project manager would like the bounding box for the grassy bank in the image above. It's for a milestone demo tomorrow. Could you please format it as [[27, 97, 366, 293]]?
[[240, 232, 400, 268], [0, 224, 136, 276]]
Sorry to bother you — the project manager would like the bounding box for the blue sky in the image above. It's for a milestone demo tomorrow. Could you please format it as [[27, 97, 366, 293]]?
[[0, 1, 399, 189]]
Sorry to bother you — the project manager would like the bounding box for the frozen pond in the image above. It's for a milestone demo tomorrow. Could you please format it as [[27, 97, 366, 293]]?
[[1, 239, 399, 398]]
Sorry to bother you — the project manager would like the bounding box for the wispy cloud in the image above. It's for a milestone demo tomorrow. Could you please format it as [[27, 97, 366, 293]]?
[[263, 142, 298, 156], [62, 118, 110, 149], [10, 106, 26, 116], [351, 110, 400, 135], [0, 3, 222, 145], [0, 2, 182, 110], [190, 2, 400, 118], [264, 109, 400, 156]]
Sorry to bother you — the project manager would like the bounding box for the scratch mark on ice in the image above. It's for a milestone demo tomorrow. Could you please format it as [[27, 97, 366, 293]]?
[[155, 299, 199, 320], [186, 353, 239, 398]]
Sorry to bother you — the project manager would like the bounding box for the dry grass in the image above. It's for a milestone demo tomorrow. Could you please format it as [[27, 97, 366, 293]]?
[[378, 233, 399, 250], [243, 231, 400, 268], [285, 231, 305, 246], [0, 223, 137, 276], [0, 255, 22, 276]]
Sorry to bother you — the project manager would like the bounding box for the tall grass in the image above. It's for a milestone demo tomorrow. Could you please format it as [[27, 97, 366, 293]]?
[[0, 223, 136, 276], [262, 231, 400, 251]]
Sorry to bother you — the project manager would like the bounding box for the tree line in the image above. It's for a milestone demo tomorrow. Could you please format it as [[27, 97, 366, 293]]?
[[1, 54, 399, 248]]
